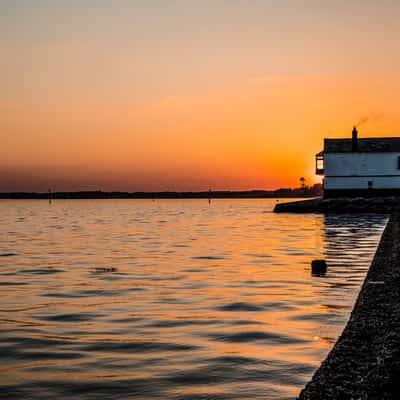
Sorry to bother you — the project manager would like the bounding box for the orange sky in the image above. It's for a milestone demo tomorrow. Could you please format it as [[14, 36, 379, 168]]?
[[1, 1, 400, 192]]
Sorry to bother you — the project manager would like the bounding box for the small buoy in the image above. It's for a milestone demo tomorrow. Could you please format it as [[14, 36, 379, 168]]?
[[311, 259, 327, 276]]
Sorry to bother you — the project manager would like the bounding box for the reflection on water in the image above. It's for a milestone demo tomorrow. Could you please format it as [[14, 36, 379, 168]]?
[[0, 199, 387, 399]]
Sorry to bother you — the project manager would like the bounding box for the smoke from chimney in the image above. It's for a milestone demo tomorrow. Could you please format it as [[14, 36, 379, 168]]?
[[356, 117, 368, 128], [355, 112, 383, 129]]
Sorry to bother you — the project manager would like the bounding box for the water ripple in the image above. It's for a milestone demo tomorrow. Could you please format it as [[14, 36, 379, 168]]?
[[208, 330, 306, 344], [0, 199, 387, 400], [81, 340, 198, 353], [217, 302, 265, 312]]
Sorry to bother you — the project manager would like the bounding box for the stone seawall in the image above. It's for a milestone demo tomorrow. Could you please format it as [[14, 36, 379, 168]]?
[[274, 197, 399, 214], [298, 213, 400, 399]]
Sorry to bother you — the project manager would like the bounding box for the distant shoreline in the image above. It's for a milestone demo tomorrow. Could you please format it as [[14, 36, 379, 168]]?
[[0, 190, 318, 200]]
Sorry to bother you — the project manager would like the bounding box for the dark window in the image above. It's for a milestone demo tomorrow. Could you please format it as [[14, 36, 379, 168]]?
[[368, 181, 373, 189], [398, 156, 400, 169]]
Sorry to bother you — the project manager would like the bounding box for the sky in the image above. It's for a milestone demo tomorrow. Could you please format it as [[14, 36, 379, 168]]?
[[1, 0, 400, 192]]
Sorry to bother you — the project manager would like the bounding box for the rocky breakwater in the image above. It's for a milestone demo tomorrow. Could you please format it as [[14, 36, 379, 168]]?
[[297, 212, 400, 399], [274, 197, 400, 213]]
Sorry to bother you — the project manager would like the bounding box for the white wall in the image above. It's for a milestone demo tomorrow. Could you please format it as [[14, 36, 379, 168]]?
[[324, 152, 400, 189], [325, 176, 400, 189], [324, 153, 400, 176]]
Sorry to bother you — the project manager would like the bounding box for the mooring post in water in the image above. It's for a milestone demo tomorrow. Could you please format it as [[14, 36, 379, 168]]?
[[311, 259, 327, 276], [48, 188, 52, 204], [208, 188, 211, 204]]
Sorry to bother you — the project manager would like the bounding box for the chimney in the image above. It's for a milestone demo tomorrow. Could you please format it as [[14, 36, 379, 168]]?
[[352, 126, 358, 151]]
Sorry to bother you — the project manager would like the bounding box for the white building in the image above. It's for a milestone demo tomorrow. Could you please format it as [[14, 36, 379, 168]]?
[[316, 127, 400, 197]]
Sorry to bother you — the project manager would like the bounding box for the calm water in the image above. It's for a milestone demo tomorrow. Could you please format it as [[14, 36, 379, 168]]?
[[0, 199, 387, 399]]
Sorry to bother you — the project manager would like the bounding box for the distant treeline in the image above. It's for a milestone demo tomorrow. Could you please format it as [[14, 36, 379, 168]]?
[[0, 184, 322, 199]]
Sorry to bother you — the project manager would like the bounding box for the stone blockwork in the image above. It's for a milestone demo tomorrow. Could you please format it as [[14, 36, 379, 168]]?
[[298, 213, 400, 399], [274, 197, 400, 214]]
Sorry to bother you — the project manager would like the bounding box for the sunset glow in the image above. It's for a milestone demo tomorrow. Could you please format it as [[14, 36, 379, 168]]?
[[2, 1, 400, 191]]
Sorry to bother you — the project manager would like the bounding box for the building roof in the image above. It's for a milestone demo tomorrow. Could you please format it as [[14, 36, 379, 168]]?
[[323, 137, 400, 153]]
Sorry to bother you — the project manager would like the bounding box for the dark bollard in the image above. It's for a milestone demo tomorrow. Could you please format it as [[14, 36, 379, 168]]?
[[311, 259, 327, 276]]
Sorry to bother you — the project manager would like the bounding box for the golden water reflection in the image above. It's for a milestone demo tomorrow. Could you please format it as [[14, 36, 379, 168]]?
[[0, 199, 387, 399]]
